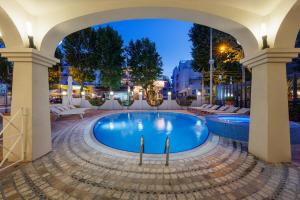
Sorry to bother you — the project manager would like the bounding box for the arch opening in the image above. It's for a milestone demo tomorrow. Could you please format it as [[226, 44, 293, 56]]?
[[39, 7, 259, 58]]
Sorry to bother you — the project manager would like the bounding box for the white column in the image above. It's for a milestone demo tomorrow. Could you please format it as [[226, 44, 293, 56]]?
[[138, 91, 143, 101], [242, 48, 300, 163], [241, 66, 246, 106], [0, 48, 58, 161]]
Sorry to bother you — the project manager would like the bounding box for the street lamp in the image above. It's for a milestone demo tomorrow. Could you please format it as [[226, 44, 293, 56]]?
[[209, 28, 214, 105], [219, 45, 227, 53], [197, 90, 202, 105], [167, 91, 172, 100]]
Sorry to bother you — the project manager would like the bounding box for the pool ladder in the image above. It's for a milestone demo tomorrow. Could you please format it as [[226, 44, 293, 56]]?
[[139, 135, 170, 166], [164, 136, 170, 166], [139, 135, 144, 165]]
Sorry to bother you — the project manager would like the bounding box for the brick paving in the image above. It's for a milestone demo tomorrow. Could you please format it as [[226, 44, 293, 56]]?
[[0, 110, 300, 199]]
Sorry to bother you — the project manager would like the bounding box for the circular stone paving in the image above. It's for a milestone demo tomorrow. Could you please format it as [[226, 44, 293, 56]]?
[[1, 110, 300, 200]]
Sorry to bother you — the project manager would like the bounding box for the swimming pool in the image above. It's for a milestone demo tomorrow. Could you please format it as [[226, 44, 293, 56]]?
[[93, 112, 209, 154], [206, 115, 300, 144]]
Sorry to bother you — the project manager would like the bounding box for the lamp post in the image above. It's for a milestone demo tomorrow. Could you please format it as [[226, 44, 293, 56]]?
[[197, 90, 202, 105], [209, 28, 214, 105], [109, 91, 114, 100], [138, 91, 143, 100], [167, 91, 172, 101]]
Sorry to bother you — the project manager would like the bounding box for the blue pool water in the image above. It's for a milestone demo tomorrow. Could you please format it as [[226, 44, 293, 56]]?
[[206, 115, 300, 144], [93, 112, 209, 154]]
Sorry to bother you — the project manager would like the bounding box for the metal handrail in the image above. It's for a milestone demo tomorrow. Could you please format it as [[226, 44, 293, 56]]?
[[164, 136, 170, 166], [0, 108, 25, 171], [139, 135, 144, 165]]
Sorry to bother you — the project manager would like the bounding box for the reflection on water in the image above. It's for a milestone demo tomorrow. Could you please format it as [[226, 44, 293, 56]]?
[[154, 117, 173, 133], [138, 121, 143, 131]]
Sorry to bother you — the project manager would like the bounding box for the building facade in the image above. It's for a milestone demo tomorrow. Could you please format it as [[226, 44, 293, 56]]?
[[171, 60, 202, 97]]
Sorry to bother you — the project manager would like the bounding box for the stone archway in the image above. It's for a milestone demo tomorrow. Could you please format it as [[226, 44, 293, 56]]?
[[0, 6, 23, 48], [0, 0, 299, 163], [39, 6, 259, 58], [274, 1, 300, 48]]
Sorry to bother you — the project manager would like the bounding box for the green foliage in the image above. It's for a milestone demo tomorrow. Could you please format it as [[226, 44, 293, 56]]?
[[62, 27, 96, 90], [86, 96, 105, 107], [176, 97, 193, 107], [146, 89, 163, 106], [118, 99, 134, 107], [94, 26, 124, 90], [48, 48, 64, 86], [126, 38, 163, 90], [0, 39, 12, 85], [188, 24, 244, 84]]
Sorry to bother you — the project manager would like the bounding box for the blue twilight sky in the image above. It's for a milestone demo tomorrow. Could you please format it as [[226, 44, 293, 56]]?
[[97, 19, 193, 79]]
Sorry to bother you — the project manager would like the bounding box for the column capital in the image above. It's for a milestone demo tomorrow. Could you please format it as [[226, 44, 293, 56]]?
[[241, 48, 300, 68], [0, 48, 59, 68]]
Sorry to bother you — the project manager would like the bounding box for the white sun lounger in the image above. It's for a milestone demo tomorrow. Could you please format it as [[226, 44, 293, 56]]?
[[201, 105, 220, 112], [50, 105, 88, 119], [213, 106, 240, 114], [206, 105, 230, 114], [189, 104, 208, 110]]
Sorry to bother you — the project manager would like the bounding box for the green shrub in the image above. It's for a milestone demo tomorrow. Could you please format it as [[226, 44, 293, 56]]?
[[86, 96, 105, 106]]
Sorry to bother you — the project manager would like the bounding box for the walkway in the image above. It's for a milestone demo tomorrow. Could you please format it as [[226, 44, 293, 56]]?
[[0, 110, 300, 200]]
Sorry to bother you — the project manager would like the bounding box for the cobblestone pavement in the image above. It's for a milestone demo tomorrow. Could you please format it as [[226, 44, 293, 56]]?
[[1, 110, 300, 200]]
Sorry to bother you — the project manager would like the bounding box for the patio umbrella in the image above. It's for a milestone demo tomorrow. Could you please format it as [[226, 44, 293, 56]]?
[[67, 76, 73, 105]]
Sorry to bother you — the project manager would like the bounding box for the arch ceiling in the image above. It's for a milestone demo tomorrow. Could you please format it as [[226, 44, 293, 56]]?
[[0, 0, 299, 58]]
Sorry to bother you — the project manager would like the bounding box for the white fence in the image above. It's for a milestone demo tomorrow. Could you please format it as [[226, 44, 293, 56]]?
[[0, 108, 25, 172], [65, 98, 203, 110]]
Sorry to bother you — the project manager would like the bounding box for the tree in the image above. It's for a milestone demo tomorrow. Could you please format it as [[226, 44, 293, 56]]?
[[62, 27, 96, 93], [126, 38, 163, 97], [0, 38, 13, 85], [188, 24, 244, 94], [48, 48, 64, 88], [94, 26, 124, 90]]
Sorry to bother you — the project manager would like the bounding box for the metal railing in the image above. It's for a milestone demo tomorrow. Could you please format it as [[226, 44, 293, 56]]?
[[139, 135, 144, 165], [0, 108, 25, 172], [164, 136, 170, 166]]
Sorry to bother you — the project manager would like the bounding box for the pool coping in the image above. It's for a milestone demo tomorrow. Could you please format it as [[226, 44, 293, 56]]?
[[83, 110, 220, 161]]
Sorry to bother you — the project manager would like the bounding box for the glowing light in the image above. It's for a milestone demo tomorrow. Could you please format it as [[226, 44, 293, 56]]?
[[138, 121, 143, 131], [91, 93, 96, 98], [155, 118, 165, 131], [260, 23, 267, 37], [26, 22, 33, 37], [109, 122, 114, 130], [0, 31, 2, 37], [297, 91, 300, 96], [62, 91, 67, 96], [138, 91, 143, 96], [167, 91, 172, 96], [81, 91, 85, 96], [166, 121, 173, 132], [219, 45, 226, 53], [110, 91, 114, 96], [197, 91, 201, 96]]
